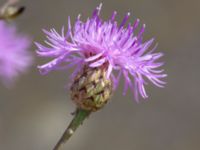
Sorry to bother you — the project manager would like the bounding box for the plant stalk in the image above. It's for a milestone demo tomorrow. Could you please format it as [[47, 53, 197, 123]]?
[[53, 108, 91, 150]]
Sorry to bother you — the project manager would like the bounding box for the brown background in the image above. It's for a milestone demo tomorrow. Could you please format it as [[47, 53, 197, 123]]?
[[0, 0, 200, 150]]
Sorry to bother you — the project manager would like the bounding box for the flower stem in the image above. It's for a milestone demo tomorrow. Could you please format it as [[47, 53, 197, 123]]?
[[53, 108, 91, 150]]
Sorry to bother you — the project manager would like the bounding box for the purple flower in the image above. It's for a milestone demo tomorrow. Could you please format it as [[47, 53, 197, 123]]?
[[36, 4, 167, 102], [0, 21, 32, 87]]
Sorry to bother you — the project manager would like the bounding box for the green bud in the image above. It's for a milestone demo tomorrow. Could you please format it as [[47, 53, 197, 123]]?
[[71, 65, 113, 112]]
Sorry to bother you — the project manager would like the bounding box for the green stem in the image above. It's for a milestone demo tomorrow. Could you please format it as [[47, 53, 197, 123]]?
[[53, 108, 91, 150]]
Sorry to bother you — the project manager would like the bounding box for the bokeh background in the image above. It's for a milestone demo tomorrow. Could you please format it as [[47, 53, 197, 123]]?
[[0, 0, 200, 150]]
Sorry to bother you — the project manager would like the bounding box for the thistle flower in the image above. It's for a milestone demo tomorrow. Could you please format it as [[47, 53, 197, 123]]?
[[0, 21, 32, 87], [36, 4, 166, 150]]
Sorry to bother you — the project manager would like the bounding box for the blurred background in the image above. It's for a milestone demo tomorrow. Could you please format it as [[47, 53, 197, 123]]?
[[0, 0, 200, 150]]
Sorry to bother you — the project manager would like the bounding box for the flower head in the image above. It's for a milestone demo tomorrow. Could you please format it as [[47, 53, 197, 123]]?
[[36, 4, 166, 102], [0, 21, 32, 87]]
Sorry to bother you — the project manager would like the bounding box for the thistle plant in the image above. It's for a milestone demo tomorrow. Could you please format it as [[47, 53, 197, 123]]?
[[0, 0, 32, 87], [36, 4, 166, 150]]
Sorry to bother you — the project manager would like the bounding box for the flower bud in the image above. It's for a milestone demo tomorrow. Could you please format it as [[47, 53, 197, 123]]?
[[70, 65, 113, 112]]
